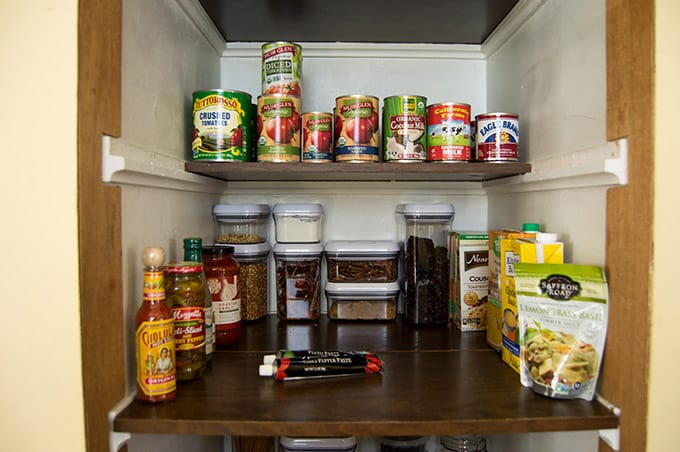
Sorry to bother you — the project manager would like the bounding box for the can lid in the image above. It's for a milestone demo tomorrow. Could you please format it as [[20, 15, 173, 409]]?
[[273, 242, 324, 256], [213, 203, 271, 220], [164, 262, 203, 274], [396, 203, 455, 220], [324, 240, 399, 256], [273, 203, 324, 215], [203, 245, 235, 255], [280, 436, 358, 451], [325, 281, 400, 296]]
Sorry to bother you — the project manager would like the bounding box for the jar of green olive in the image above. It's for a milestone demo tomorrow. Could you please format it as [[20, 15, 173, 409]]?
[[164, 262, 206, 381]]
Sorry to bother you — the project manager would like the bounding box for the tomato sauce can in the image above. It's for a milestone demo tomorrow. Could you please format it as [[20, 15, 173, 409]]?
[[256, 94, 301, 162], [383, 95, 427, 162], [427, 102, 472, 162], [191, 89, 252, 162], [475, 113, 519, 161], [262, 41, 302, 97], [301, 112, 333, 163], [334, 95, 380, 162]]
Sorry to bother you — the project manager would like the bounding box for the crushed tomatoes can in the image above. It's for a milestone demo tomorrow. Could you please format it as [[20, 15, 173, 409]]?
[[475, 113, 519, 161], [427, 102, 472, 162], [256, 94, 301, 162], [383, 95, 427, 162], [334, 95, 380, 162], [301, 112, 333, 162], [192, 90, 252, 161], [262, 41, 302, 96]]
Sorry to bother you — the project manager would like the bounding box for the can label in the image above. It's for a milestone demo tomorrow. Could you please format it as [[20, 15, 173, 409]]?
[[427, 103, 471, 161], [262, 41, 302, 96], [476, 113, 519, 161], [257, 94, 301, 162], [136, 318, 176, 397], [192, 90, 252, 161], [383, 95, 427, 162], [334, 95, 380, 162], [302, 112, 333, 162]]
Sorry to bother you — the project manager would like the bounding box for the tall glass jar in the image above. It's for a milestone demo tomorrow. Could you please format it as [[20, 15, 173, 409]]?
[[273, 243, 323, 321], [164, 262, 206, 381], [439, 435, 487, 452], [202, 246, 241, 347], [231, 243, 270, 321]]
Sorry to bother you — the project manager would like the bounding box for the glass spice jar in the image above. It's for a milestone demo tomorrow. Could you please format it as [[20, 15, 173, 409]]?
[[163, 262, 206, 381], [202, 246, 241, 347]]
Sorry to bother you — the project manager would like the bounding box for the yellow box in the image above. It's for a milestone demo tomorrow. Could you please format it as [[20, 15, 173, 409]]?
[[500, 235, 564, 373]]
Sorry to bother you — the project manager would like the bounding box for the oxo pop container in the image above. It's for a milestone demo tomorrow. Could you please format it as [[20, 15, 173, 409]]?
[[324, 240, 399, 283], [273, 243, 323, 320], [280, 437, 357, 452], [325, 281, 400, 321], [230, 242, 270, 321], [273, 203, 323, 243], [213, 203, 271, 244], [396, 203, 455, 325]]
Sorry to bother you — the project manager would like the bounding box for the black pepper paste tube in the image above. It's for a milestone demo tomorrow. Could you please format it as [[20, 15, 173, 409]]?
[[258, 354, 383, 380]]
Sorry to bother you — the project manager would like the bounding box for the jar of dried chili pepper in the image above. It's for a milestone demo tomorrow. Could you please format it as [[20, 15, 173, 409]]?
[[273, 243, 323, 321], [202, 246, 241, 347]]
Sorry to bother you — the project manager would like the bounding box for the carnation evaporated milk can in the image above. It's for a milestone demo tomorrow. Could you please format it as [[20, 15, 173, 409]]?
[[427, 102, 471, 162], [192, 90, 252, 161], [256, 94, 301, 162], [262, 41, 302, 96], [475, 113, 519, 161], [382, 95, 427, 162], [301, 112, 333, 162], [334, 95, 380, 162]]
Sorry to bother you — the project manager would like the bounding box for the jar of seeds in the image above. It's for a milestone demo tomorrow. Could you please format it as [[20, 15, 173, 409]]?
[[230, 242, 271, 321]]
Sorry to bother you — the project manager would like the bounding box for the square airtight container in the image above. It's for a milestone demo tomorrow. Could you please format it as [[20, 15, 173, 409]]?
[[325, 240, 399, 283], [273, 243, 323, 321], [272, 203, 323, 243], [213, 203, 270, 244], [325, 281, 400, 321], [280, 437, 357, 452]]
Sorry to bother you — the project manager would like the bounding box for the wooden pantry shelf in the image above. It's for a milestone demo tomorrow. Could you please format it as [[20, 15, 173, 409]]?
[[185, 161, 532, 182], [113, 316, 617, 437]]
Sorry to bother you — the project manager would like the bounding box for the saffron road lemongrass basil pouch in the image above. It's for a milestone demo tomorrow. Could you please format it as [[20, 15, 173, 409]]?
[[513, 263, 608, 401]]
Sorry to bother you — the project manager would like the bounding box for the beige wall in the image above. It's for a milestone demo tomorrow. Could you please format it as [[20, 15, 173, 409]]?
[[0, 1, 85, 451], [649, 0, 680, 449]]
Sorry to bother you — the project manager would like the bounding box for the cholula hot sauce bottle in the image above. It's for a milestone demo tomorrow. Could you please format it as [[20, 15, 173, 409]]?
[[135, 247, 177, 402]]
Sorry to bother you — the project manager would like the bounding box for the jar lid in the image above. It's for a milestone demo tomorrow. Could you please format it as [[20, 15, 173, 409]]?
[[203, 245, 235, 255], [213, 203, 271, 221], [522, 222, 541, 232], [324, 240, 399, 257], [279, 437, 357, 452], [164, 262, 203, 273], [396, 203, 455, 220], [379, 436, 427, 446], [325, 281, 400, 296], [273, 242, 323, 256], [272, 203, 324, 216], [227, 242, 271, 257]]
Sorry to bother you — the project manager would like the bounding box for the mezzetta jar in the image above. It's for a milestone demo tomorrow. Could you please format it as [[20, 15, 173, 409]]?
[[164, 262, 206, 381]]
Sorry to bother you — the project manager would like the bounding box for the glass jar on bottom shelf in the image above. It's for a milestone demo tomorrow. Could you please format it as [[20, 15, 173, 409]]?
[[202, 246, 241, 348], [439, 435, 487, 452]]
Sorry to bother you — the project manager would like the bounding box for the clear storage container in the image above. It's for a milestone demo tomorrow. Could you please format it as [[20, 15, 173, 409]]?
[[273, 203, 323, 243], [396, 203, 455, 325], [325, 281, 400, 321], [213, 203, 270, 244], [324, 240, 399, 283], [230, 242, 270, 321], [379, 436, 428, 452], [280, 437, 358, 452], [273, 243, 323, 320]]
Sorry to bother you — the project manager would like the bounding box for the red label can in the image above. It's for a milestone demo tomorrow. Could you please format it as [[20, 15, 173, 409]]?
[[475, 113, 519, 161], [334, 95, 380, 162], [427, 103, 472, 162], [301, 112, 333, 162]]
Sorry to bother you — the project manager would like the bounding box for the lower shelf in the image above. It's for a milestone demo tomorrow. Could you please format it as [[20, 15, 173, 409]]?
[[113, 316, 617, 437]]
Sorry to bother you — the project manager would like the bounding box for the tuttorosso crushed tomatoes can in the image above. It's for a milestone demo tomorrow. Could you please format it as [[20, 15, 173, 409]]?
[[192, 90, 252, 161], [256, 94, 301, 162], [383, 95, 428, 162], [475, 113, 519, 161], [262, 41, 302, 97], [301, 112, 333, 162], [334, 95, 380, 162], [427, 102, 472, 162]]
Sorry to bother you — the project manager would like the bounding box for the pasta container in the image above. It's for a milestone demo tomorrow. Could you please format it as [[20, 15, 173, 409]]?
[[273, 243, 323, 320], [324, 240, 399, 283], [280, 437, 358, 452], [325, 281, 400, 321], [273, 203, 323, 243], [213, 203, 271, 244]]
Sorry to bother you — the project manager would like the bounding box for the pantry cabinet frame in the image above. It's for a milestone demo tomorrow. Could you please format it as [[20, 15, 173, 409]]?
[[77, 1, 653, 451]]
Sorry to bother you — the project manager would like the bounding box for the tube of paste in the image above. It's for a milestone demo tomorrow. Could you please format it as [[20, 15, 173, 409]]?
[[258, 353, 383, 380], [262, 350, 374, 365]]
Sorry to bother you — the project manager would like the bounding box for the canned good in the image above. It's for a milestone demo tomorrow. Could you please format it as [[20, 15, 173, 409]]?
[[383, 95, 427, 162], [262, 41, 302, 96], [470, 119, 477, 159], [257, 94, 301, 162], [301, 112, 333, 162], [475, 112, 519, 161], [427, 102, 471, 162], [334, 95, 380, 162], [192, 89, 252, 161]]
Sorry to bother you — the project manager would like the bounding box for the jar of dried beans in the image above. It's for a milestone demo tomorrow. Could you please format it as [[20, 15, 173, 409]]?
[[231, 242, 270, 321], [273, 243, 323, 321]]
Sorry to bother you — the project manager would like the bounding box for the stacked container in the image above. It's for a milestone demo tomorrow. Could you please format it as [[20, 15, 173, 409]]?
[[272, 203, 324, 320], [280, 437, 357, 452]]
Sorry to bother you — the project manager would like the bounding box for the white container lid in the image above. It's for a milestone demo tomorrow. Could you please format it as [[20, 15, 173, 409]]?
[[396, 203, 455, 220], [273, 242, 324, 256], [280, 437, 357, 452], [325, 281, 400, 296], [273, 203, 324, 217], [324, 240, 399, 257], [213, 203, 271, 221], [227, 242, 271, 258]]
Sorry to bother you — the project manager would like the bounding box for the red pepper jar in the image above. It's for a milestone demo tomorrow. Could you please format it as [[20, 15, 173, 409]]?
[[202, 246, 241, 347]]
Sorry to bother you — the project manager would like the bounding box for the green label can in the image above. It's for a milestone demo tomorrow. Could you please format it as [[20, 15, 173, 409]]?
[[382, 95, 427, 162], [192, 90, 252, 161], [262, 41, 302, 96], [256, 94, 301, 162]]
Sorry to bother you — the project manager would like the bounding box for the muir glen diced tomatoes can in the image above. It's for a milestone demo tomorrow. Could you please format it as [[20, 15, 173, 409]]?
[[301, 112, 333, 162], [427, 102, 472, 162], [256, 94, 301, 162], [262, 41, 302, 97], [334, 95, 380, 162], [475, 113, 519, 161]]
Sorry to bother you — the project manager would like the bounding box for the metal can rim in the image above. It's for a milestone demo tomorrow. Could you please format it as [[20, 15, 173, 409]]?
[[193, 89, 252, 99], [383, 95, 428, 101], [475, 112, 519, 119], [335, 94, 379, 101], [427, 102, 471, 109], [261, 41, 302, 50], [257, 93, 301, 100]]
